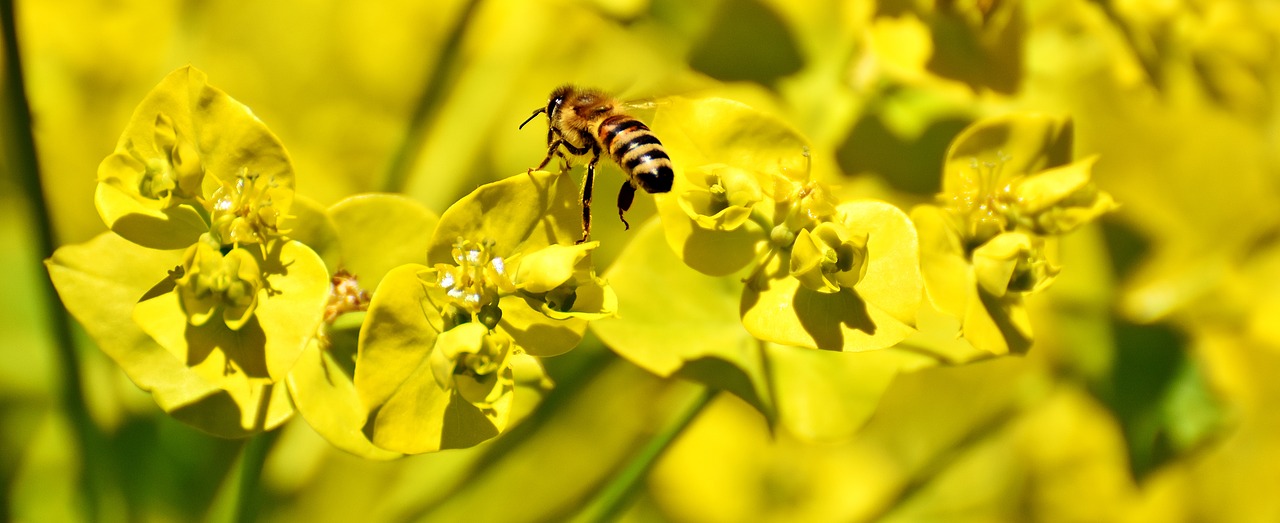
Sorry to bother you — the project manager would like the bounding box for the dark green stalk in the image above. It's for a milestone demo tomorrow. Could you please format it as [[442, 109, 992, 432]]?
[[858, 403, 1024, 523], [573, 385, 718, 523], [379, 0, 483, 193], [2, 1, 102, 520], [232, 429, 279, 523], [1092, 0, 1164, 91]]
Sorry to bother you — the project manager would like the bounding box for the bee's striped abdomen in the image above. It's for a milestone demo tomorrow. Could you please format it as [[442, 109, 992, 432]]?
[[599, 116, 674, 194]]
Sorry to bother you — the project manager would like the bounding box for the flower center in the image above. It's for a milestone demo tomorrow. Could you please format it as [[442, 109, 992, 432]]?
[[210, 168, 283, 246], [432, 239, 515, 329]]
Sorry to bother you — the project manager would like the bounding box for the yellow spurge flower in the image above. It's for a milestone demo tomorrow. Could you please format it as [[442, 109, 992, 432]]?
[[210, 167, 289, 247], [509, 241, 615, 320], [95, 67, 296, 251], [354, 171, 597, 454], [945, 156, 1011, 251], [774, 176, 840, 233], [676, 164, 764, 231], [972, 232, 1059, 298], [788, 222, 870, 293], [175, 237, 263, 330], [428, 322, 514, 406], [427, 238, 517, 320], [1000, 156, 1117, 236]]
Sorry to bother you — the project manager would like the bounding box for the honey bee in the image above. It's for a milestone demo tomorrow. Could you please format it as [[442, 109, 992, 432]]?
[[520, 85, 674, 243]]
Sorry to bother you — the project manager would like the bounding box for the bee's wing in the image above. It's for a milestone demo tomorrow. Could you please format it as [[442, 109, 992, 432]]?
[[619, 98, 670, 122], [620, 99, 662, 111]]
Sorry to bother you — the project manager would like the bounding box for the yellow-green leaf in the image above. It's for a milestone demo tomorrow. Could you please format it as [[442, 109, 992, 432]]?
[[912, 204, 970, 318], [592, 219, 772, 417], [328, 193, 439, 286], [284, 195, 438, 460], [353, 264, 442, 412], [963, 286, 1034, 356], [428, 170, 581, 264], [765, 343, 937, 442], [284, 324, 401, 460], [284, 194, 341, 271], [651, 96, 811, 184]]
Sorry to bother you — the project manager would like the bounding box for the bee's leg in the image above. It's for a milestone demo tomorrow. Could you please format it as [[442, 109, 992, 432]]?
[[616, 181, 636, 231], [532, 138, 563, 173], [560, 140, 591, 155], [578, 149, 602, 244], [560, 140, 590, 174]]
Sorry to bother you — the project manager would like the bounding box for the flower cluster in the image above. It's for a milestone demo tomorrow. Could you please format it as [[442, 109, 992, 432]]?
[[52, 68, 619, 453], [647, 98, 922, 353], [45, 67, 331, 436], [49, 68, 1116, 458], [352, 170, 616, 454], [913, 114, 1117, 354]]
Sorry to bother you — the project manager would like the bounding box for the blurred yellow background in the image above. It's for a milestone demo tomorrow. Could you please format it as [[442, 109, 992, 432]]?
[[4, 0, 1280, 521]]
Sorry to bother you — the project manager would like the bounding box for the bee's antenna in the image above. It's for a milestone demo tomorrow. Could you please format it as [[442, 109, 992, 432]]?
[[519, 108, 546, 130]]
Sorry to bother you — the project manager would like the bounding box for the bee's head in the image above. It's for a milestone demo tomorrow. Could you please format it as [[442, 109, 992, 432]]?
[[546, 85, 573, 118], [520, 85, 574, 130]]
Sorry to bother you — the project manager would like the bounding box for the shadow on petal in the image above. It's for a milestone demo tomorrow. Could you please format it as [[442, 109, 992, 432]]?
[[793, 287, 875, 351], [976, 288, 1033, 354], [168, 390, 245, 435], [675, 356, 773, 423], [680, 225, 761, 277], [183, 317, 270, 378], [106, 202, 207, 250], [441, 393, 501, 450], [140, 266, 183, 302]]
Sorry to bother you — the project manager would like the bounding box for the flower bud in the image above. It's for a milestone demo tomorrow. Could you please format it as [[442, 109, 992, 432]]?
[[1001, 156, 1117, 235], [789, 222, 870, 293], [972, 232, 1059, 297], [676, 164, 764, 231], [176, 238, 263, 330]]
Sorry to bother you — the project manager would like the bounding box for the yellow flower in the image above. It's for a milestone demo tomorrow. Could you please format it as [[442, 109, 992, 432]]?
[[676, 164, 765, 231], [972, 232, 1059, 298], [210, 167, 290, 247], [1001, 156, 1118, 236], [175, 238, 263, 330], [788, 222, 870, 293], [428, 322, 514, 406]]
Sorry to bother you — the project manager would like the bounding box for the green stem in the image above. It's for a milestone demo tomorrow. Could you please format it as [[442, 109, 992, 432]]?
[[2, 2, 102, 520], [574, 385, 718, 523], [232, 430, 279, 523], [1092, 0, 1164, 91], [379, 0, 483, 193], [858, 400, 1026, 523]]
